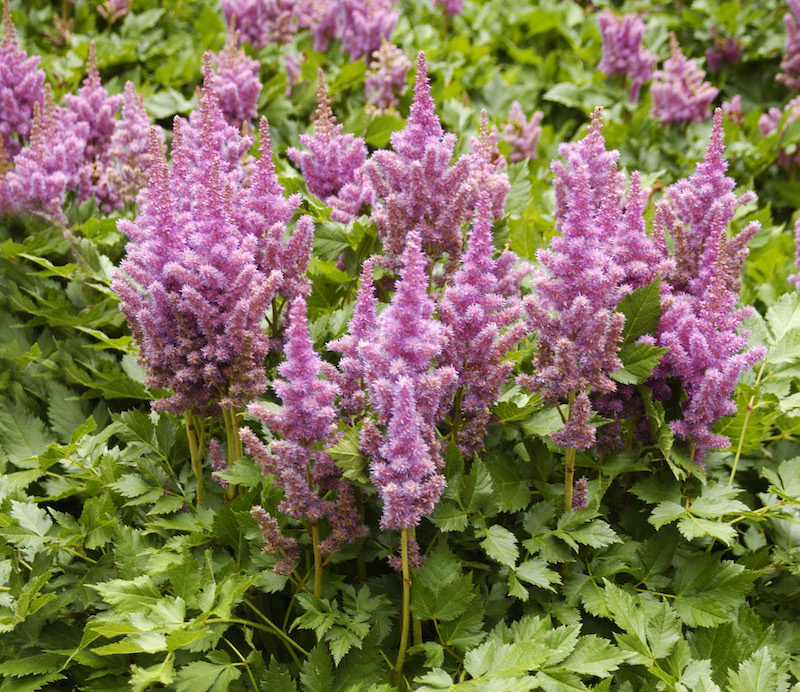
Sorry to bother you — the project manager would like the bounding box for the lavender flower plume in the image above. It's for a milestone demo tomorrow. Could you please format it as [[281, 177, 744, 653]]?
[[705, 32, 742, 73], [207, 31, 262, 128], [365, 52, 474, 265], [365, 40, 410, 116], [251, 505, 300, 575], [287, 71, 367, 201], [651, 33, 719, 124], [371, 376, 446, 530], [596, 10, 657, 102], [778, 0, 800, 89], [759, 96, 800, 169], [433, 0, 463, 15], [97, 0, 129, 23], [468, 110, 509, 219], [503, 101, 543, 162], [65, 42, 123, 210], [208, 439, 229, 488], [0, 0, 46, 157], [571, 476, 589, 510], [722, 94, 744, 126], [220, 0, 298, 48], [113, 112, 281, 415], [438, 193, 528, 456]]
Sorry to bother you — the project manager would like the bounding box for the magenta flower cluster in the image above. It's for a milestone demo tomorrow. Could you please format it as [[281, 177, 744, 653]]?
[[503, 101, 543, 162], [365, 40, 410, 115], [596, 9, 657, 102], [651, 34, 718, 124], [219, 0, 298, 48], [206, 31, 262, 129], [759, 96, 800, 169], [778, 0, 800, 90]]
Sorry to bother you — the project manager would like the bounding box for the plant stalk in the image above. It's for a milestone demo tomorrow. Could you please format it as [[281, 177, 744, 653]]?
[[393, 527, 411, 685], [563, 391, 577, 511], [185, 411, 205, 508]]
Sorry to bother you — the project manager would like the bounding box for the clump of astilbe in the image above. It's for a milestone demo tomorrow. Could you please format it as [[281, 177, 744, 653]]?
[[287, 71, 368, 203], [571, 476, 589, 510], [207, 31, 262, 129], [651, 33, 719, 125], [596, 9, 657, 102], [299, 0, 399, 62], [778, 0, 800, 89], [0, 0, 46, 158], [64, 42, 123, 211], [722, 94, 744, 126], [241, 298, 368, 592], [251, 506, 301, 576], [438, 193, 528, 456], [468, 110, 509, 219], [327, 259, 378, 418], [503, 101, 543, 162], [97, 0, 129, 24], [651, 109, 765, 460], [365, 40, 410, 116], [759, 96, 800, 169], [0, 87, 88, 223], [220, 0, 298, 48], [433, 0, 463, 14], [366, 52, 474, 266], [106, 81, 164, 208], [705, 31, 742, 73]]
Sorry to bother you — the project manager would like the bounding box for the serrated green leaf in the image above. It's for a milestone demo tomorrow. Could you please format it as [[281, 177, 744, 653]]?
[[174, 656, 241, 692], [558, 634, 625, 677], [649, 501, 685, 529], [766, 292, 800, 344], [328, 424, 368, 484], [437, 606, 484, 652], [412, 574, 474, 623], [429, 503, 469, 532], [0, 404, 54, 464], [515, 558, 562, 593], [481, 524, 519, 566], [617, 278, 663, 347], [521, 406, 563, 437], [612, 343, 668, 385], [727, 647, 781, 692], [485, 453, 532, 512], [130, 658, 176, 691], [300, 644, 334, 692], [0, 653, 65, 677], [677, 516, 737, 545], [689, 484, 749, 518], [90, 576, 162, 612]]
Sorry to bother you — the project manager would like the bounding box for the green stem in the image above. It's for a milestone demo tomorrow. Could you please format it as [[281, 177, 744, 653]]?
[[222, 407, 241, 500], [185, 412, 205, 508], [311, 520, 323, 597], [393, 528, 411, 685], [728, 359, 767, 486], [563, 391, 577, 512]]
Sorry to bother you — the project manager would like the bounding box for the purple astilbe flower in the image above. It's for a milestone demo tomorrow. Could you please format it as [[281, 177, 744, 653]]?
[[284, 52, 303, 97], [503, 101, 543, 162], [597, 9, 657, 102], [433, 0, 463, 15], [705, 32, 742, 73], [251, 505, 301, 575], [208, 439, 229, 488], [778, 0, 800, 89], [571, 476, 589, 510], [242, 298, 367, 549], [438, 193, 527, 456], [288, 71, 368, 201], [113, 113, 282, 415], [97, 0, 129, 23], [759, 96, 800, 169], [722, 94, 744, 126], [468, 110, 509, 219], [64, 42, 123, 210], [0, 0, 46, 158], [651, 33, 719, 124], [371, 376, 446, 530], [652, 109, 765, 460], [207, 31, 262, 129], [365, 40, 410, 116], [360, 230, 458, 429], [1, 88, 87, 223], [366, 52, 474, 265], [220, 0, 298, 48], [328, 259, 378, 418], [106, 81, 165, 208]]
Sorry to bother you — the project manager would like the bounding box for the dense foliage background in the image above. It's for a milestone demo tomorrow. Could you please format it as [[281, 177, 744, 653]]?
[[3, 0, 800, 690]]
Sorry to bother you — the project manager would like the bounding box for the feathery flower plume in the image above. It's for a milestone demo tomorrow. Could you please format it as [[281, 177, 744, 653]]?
[[365, 40, 410, 116], [759, 96, 800, 169], [705, 32, 742, 73], [65, 42, 123, 210], [438, 193, 527, 456], [287, 71, 368, 204], [468, 110, 509, 219], [220, 0, 298, 48], [0, 0, 46, 157], [207, 31, 262, 129], [722, 94, 744, 126], [571, 476, 589, 510], [651, 33, 718, 124], [97, 0, 129, 23], [366, 52, 474, 265], [433, 0, 463, 15], [596, 9, 657, 101], [653, 109, 765, 460], [503, 101, 543, 162], [251, 506, 301, 575], [208, 439, 230, 488], [778, 0, 800, 89]]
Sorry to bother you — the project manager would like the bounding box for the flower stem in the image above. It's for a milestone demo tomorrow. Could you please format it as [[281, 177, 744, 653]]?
[[563, 391, 577, 511], [185, 411, 205, 508], [393, 528, 411, 685], [728, 359, 767, 486], [311, 520, 323, 597]]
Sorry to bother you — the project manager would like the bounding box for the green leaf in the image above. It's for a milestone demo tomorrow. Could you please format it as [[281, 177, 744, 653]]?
[[130, 658, 176, 692], [515, 558, 562, 593], [649, 501, 686, 529], [676, 516, 737, 545], [727, 648, 782, 692], [766, 291, 800, 344], [0, 404, 54, 464], [365, 114, 405, 148], [612, 343, 668, 385], [412, 574, 475, 623], [521, 406, 563, 437], [485, 453, 532, 512], [328, 424, 368, 484], [90, 576, 163, 612], [174, 654, 241, 692], [480, 525, 519, 566], [300, 644, 334, 692], [558, 635, 625, 677], [617, 277, 663, 347]]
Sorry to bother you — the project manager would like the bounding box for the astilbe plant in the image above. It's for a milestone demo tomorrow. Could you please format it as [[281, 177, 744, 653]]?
[[433, 0, 463, 15], [242, 297, 368, 594], [220, 0, 298, 48], [778, 0, 800, 89], [0, 0, 45, 158], [758, 95, 800, 169], [364, 39, 410, 116], [503, 101, 543, 162], [64, 42, 123, 211], [206, 30, 262, 129], [651, 33, 719, 124], [596, 9, 657, 101], [438, 193, 529, 456], [705, 31, 742, 73], [468, 110, 510, 219], [652, 109, 766, 461], [365, 52, 477, 267], [288, 71, 368, 221]]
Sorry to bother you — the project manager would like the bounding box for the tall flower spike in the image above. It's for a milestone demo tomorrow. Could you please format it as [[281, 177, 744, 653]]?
[[779, 0, 800, 89], [759, 96, 800, 169], [651, 33, 718, 124], [503, 101, 543, 162], [468, 110, 509, 219], [365, 40, 410, 116], [287, 71, 368, 202], [365, 52, 475, 265], [0, 0, 46, 157], [220, 0, 298, 48], [207, 31, 262, 128], [597, 10, 657, 102]]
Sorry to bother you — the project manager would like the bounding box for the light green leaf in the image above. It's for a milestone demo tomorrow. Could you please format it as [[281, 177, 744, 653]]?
[[0, 404, 54, 464], [766, 291, 800, 344], [174, 655, 241, 692], [558, 634, 625, 677], [676, 516, 737, 545], [727, 647, 782, 692], [481, 525, 519, 566], [649, 501, 686, 529], [612, 343, 668, 385], [515, 558, 562, 593], [617, 278, 663, 347], [328, 424, 368, 484]]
